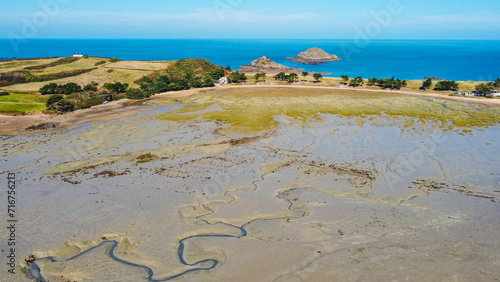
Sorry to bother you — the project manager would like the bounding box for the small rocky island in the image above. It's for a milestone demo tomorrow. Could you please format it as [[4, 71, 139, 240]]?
[[239, 56, 303, 74], [287, 47, 342, 65]]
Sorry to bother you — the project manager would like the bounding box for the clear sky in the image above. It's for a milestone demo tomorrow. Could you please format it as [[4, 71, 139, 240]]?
[[2, 0, 500, 39]]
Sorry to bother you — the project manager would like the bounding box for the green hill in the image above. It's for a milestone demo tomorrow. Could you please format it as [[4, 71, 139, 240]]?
[[166, 59, 221, 80]]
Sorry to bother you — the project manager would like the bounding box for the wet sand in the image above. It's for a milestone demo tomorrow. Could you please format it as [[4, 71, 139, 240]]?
[[1, 88, 500, 281], [1, 85, 499, 136]]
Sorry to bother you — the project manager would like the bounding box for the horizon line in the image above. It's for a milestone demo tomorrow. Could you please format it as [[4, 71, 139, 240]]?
[[1, 38, 500, 41]]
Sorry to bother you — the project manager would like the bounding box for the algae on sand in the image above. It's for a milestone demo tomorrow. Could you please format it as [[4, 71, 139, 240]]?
[[152, 88, 500, 133]]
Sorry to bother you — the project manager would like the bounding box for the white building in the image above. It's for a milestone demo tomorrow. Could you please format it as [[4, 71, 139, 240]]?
[[215, 76, 228, 86], [492, 92, 500, 97], [73, 53, 84, 57]]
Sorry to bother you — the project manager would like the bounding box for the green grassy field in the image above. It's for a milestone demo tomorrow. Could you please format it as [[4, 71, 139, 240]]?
[[0, 93, 48, 114]]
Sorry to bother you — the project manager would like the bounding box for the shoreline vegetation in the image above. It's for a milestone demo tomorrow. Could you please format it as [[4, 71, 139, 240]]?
[[1, 56, 499, 135]]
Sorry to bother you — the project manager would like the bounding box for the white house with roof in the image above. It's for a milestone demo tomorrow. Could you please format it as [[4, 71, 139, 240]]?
[[215, 76, 228, 86], [73, 53, 84, 57]]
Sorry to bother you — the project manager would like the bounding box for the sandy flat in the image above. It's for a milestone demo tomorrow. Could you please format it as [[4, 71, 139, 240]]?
[[2, 87, 500, 281], [2, 85, 499, 137]]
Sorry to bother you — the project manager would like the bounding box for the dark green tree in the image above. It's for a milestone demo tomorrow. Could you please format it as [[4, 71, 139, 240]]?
[[368, 78, 379, 86], [210, 68, 225, 80], [341, 75, 349, 84], [349, 77, 363, 87], [475, 82, 494, 96], [493, 78, 500, 91], [39, 83, 58, 95], [61, 83, 83, 94], [259, 72, 266, 81], [435, 80, 459, 91], [204, 75, 215, 87], [255, 73, 262, 82], [274, 72, 286, 81], [421, 78, 432, 91], [302, 71, 309, 78], [229, 71, 247, 83], [104, 82, 128, 93], [289, 73, 299, 82], [313, 73, 323, 82]]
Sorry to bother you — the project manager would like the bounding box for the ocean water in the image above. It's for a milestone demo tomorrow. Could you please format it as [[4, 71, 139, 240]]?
[[1, 39, 499, 81]]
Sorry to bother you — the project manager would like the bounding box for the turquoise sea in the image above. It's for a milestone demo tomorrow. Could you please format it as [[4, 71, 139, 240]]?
[[1, 39, 499, 81]]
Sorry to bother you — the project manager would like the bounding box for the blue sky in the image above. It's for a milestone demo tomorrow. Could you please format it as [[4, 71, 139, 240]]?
[[1, 0, 500, 39]]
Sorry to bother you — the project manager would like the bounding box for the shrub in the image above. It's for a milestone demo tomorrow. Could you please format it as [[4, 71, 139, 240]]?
[[126, 88, 148, 99], [95, 61, 106, 66], [153, 81, 169, 93], [66, 92, 104, 109], [24, 72, 42, 82], [0, 91, 10, 96], [24, 57, 80, 70], [188, 75, 204, 88], [46, 94, 64, 108], [104, 82, 128, 93], [83, 81, 99, 92], [83, 55, 89, 59], [38, 68, 96, 81], [97, 90, 112, 101], [109, 57, 119, 63], [0, 72, 28, 87], [229, 71, 247, 83], [204, 75, 215, 87], [52, 100, 75, 113], [166, 81, 189, 91]]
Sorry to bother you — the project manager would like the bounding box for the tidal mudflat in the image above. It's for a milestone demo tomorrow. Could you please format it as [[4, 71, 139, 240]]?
[[2, 88, 500, 281]]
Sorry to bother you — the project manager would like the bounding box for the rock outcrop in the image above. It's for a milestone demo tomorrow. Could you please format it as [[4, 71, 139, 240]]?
[[287, 48, 342, 65], [239, 56, 302, 74]]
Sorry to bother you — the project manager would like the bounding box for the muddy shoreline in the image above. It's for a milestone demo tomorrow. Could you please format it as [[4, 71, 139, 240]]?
[[2, 87, 500, 281], [1, 85, 499, 136]]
